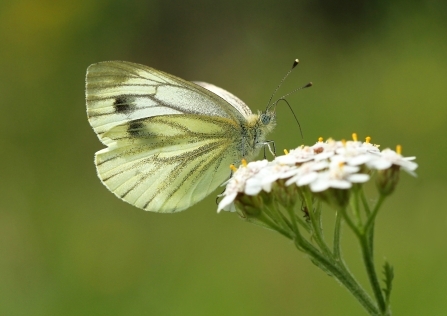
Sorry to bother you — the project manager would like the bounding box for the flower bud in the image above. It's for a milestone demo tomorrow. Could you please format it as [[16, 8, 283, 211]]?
[[376, 165, 400, 196], [235, 193, 264, 217], [315, 188, 351, 209]]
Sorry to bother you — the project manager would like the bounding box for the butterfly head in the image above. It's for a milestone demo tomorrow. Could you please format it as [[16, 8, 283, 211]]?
[[260, 111, 275, 126], [254, 110, 276, 142]]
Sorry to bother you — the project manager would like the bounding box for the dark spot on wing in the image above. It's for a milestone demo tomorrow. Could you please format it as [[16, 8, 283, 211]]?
[[128, 121, 145, 137], [114, 96, 133, 113]]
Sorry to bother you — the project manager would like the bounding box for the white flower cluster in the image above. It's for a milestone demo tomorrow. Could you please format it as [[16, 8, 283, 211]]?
[[218, 136, 418, 212]]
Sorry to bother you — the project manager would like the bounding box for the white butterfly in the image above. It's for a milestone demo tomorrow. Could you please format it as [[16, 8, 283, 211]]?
[[86, 61, 277, 213]]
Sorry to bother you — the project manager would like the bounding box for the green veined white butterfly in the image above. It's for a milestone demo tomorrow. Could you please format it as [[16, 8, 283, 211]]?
[[86, 60, 303, 213]]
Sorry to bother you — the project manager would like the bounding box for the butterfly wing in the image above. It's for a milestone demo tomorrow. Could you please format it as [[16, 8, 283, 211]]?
[[86, 61, 248, 145], [193, 81, 252, 118], [95, 115, 242, 212], [86, 61, 250, 212]]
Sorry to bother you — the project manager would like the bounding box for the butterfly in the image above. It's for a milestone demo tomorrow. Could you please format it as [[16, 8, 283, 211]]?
[[86, 61, 281, 213]]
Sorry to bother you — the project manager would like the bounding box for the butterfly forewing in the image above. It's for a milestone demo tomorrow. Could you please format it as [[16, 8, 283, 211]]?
[[193, 81, 252, 118], [86, 61, 247, 145]]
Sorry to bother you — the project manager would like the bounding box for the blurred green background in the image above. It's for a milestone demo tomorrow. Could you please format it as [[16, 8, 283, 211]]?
[[1, 0, 446, 315]]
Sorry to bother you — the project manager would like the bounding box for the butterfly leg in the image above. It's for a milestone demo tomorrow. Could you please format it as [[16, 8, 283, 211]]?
[[263, 140, 276, 158]]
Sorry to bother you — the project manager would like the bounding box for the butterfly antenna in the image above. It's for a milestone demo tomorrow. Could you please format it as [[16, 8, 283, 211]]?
[[275, 98, 304, 138], [272, 82, 313, 105], [266, 59, 299, 110]]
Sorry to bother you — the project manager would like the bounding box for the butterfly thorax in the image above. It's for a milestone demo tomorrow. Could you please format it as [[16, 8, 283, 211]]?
[[239, 111, 276, 160]]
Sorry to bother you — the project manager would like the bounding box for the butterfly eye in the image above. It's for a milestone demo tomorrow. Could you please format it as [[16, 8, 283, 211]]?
[[260, 113, 271, 125]]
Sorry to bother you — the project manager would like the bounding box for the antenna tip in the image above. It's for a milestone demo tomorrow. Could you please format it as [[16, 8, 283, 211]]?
[[292, 59, 299, 68], [305, 82, 313, 88]]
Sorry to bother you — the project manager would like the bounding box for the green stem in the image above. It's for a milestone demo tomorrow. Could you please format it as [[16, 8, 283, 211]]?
[[263, 203, 292, 233], [364, 195, 386, 233], [339, 206, 362, 238], [360, 188, 376, 255], [332, 211, 365, 303], [351, 187, 361, 226], [333, 211, 342, 259], [295, 213, 311, 233], [359, 234, 387, 313], [361, 194, 388, 313], [296, 237, 379, 315], [285, 202, 311, 253], [360, 188, 371, 216], [246, 212, 293, 240], [286, 203, 301, 240], [340, 192, 389, 314], [302, 191, 333, 258], [278, 205, 297, 232]]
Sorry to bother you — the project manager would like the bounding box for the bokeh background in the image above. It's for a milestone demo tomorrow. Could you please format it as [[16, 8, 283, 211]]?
[[1, 0, 446, 315]]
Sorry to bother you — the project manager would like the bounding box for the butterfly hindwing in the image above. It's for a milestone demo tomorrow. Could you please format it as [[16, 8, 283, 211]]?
[[95, 115, 241, 212]]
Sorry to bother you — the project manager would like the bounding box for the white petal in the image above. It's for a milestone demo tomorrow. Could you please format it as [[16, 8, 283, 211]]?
[[347, 173, 370, 183], [310, 179, 329, 192], [315, 151, 334, 161], [367, 159, 392, 170], [262, 182, 273, 192], [279, 169, 299, 179], [400, 160, 418, 171], [312, 160, 329, 170], [297, 172, 318, 186], [348, 154, 373, 166], [329, 180, 352, 189], [342, 165, 360, 174], [285, 174, 300, 186], [245, 178, 263, 195], [217, 193, 238, 212]]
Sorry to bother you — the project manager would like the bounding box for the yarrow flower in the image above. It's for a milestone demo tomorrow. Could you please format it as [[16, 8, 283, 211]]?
[[366, 147, 417, 175], [218, 134, 418, 212], [217, 159, 269, 212], [309, 160, 370, 193], [216, 133, 417, 315]]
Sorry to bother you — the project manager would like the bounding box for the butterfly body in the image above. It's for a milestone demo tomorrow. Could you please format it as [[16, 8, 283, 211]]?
[[86, 61, 275, 212]]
